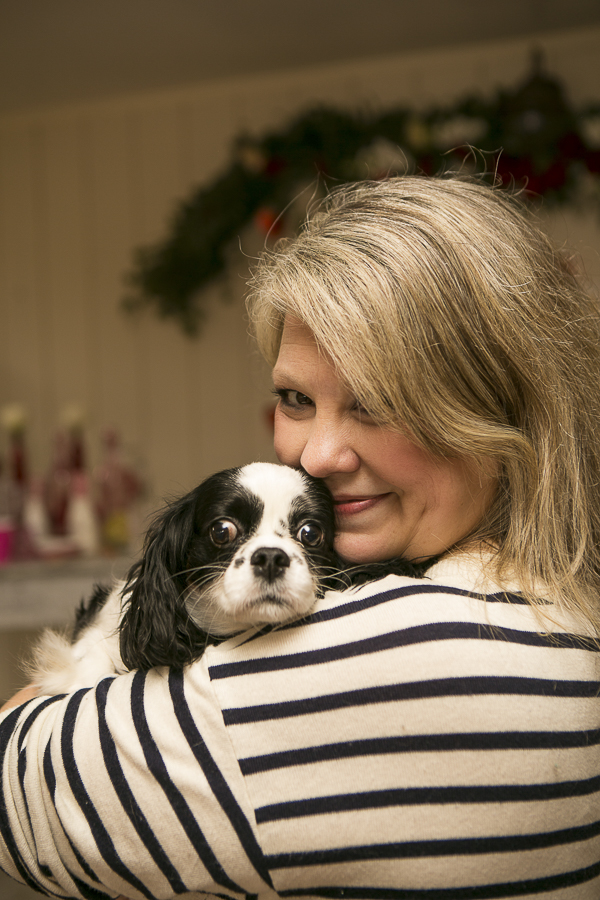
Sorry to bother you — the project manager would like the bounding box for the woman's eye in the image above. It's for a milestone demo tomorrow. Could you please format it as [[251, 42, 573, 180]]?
[[273, 389, 314, 410], [209, 519, 238, 546], [297, 522, 325, 548], [351, 399, 371, 417]]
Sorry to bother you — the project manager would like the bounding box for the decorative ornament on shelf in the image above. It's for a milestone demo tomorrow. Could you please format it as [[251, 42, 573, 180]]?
[[0, 404, 28, 564], [93, 429, 144, 555], [123, 50, 600, 337]]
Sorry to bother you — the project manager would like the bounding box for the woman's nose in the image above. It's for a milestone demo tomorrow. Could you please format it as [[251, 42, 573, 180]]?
[[299, 420, 360, 478]]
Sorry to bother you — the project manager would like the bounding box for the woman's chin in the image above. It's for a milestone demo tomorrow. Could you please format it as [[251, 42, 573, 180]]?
[[334, 533, 407, 565]]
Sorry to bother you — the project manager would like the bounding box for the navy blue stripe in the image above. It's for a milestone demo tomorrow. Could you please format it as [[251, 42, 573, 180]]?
[[43, 740, 56, 797], [17, 747, 27, 803], [283, 585, 536, 634], [66, 838, 103, 887], [0, 702, 54, 894], [239, 727, 600, 774], [94, 678, 188, 895], [16, 695, 64, 752], [168, 669, 274, 889], [256, 774, 600, 823], [60, 688, 155, 899], [223, 675, 599, 726], [44, 737, 102, 888], [16, 746, 35, 869], [129, 670, 245, 895], [233, 584, 561, 658], [277, 859, 600, 898], [267, 817, 600, 866], [1, 697, 105, 898], [210, 620, 595, 680], [211, 585, 487, 651], [43, 737, 105, 892], [14, 691, 65, 884], [297, 585, 533, 631], [67, 872, 113, 900]]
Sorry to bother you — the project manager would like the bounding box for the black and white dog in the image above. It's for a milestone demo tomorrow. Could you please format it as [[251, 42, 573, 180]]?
[[30, 463, 339, 694]]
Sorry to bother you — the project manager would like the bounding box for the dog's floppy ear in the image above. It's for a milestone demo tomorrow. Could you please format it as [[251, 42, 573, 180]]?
[[120, 490, 210, 671]]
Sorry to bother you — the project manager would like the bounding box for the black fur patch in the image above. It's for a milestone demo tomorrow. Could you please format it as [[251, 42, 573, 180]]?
[[336, 556, 439, 588], [72, 584, 112, 640]]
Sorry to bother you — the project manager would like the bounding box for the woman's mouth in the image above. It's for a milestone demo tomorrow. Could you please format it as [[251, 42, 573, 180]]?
[[333, 494, 390, 517]]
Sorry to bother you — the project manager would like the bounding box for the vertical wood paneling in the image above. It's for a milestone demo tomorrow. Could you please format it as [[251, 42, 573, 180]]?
[[84, 109, 145, 461], [38, 120, 90, 410], [0, 126, 51, 472], [129, 104, 196, 496], [0, 27, 598, 506]]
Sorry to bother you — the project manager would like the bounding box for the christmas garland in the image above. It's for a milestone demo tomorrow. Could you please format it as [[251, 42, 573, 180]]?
[[124, 53, 600, 335]]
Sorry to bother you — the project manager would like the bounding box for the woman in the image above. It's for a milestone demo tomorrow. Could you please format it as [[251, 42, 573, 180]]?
[[249, 176, 600, 622], [2, 175, 600, 899]]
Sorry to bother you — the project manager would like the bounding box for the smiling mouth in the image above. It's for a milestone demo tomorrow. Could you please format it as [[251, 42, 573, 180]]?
[[333, 494, 390, 516]]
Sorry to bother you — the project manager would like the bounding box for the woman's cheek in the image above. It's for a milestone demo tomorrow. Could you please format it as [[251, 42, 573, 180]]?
[[273, 409, 303, 466]]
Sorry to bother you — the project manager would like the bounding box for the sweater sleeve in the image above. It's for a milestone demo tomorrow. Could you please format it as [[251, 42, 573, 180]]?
[[0, 659, 275, 900]]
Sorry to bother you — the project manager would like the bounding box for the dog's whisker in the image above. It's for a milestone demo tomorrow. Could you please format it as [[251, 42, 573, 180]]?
[[161, 563, 224, 583]]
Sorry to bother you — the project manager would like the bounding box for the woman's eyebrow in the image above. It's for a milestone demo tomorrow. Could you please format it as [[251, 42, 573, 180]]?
[[271, 366, 299, 383]]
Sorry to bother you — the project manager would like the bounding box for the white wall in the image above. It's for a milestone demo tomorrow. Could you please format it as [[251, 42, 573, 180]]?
[[0, 25, 599, 509]]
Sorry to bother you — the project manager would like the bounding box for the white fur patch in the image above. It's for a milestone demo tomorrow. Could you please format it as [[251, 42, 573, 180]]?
[[238, 462, 308, 536], [189, 463, 317, 634], [30, 586, 128, 694]]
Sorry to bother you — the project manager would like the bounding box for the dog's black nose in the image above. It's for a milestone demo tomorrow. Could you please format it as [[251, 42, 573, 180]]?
[[251, 547, 290, 581]]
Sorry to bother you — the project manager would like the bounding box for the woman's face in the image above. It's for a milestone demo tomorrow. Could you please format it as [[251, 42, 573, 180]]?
[[272, 317, 498, 564]]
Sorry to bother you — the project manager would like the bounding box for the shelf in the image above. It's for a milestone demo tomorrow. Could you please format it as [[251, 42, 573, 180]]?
[[0, 556, 133, 630]]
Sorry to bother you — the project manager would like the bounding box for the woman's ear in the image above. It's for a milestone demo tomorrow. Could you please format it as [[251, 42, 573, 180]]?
[[119, 492, 207, 670]]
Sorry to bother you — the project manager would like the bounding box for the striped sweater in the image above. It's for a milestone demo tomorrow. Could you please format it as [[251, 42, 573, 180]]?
[[1, 553, 600, 900]]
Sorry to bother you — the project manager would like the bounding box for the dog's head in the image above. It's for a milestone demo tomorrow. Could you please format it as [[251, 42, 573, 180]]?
[[120, 463, 337, 671]]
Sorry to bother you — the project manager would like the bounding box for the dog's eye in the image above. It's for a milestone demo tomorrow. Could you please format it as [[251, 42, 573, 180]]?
[[297, 522, 324, 548], [209, 519, 238, 546]]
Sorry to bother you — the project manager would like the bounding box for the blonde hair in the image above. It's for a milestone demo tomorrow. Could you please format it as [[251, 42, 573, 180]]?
[[246, 176, 600, 632]]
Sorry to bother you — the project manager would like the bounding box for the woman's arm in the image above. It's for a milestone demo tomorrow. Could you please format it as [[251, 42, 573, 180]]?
[[0, 685, 39, 712], [0, 663, 270, 899], [0, 679, 167, 900]]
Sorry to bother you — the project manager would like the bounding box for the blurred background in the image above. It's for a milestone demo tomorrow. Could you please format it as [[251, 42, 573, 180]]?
[[0, 1, 599, 702], [0, 3, 599, 891]]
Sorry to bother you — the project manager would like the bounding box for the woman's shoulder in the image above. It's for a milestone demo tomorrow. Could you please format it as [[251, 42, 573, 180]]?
[[329, 548, 516, 606], [201, 551, 523, 667], [202, 547, 597, 678], [425, 549, 515, 594]]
